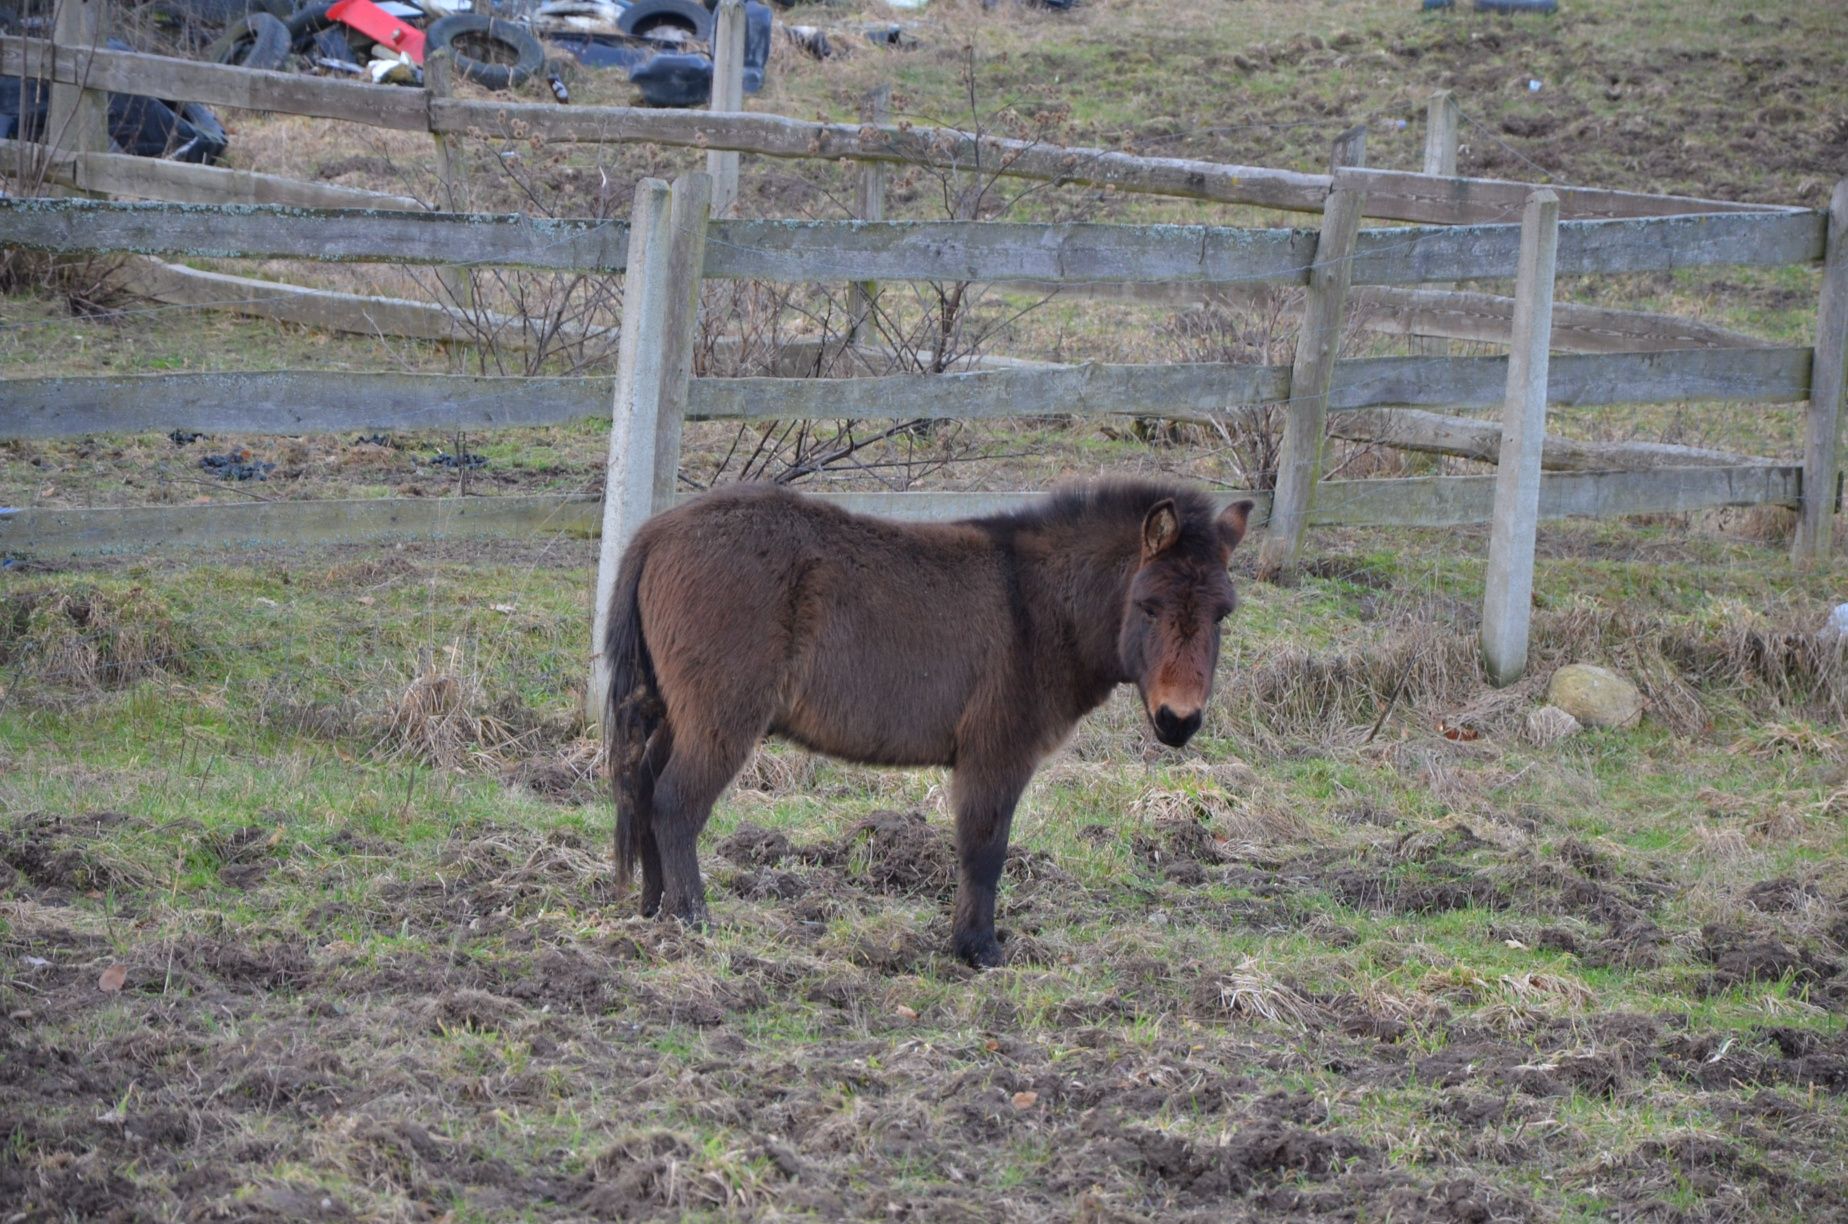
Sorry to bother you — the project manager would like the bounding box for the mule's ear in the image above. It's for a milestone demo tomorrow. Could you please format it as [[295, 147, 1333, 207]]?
[[1141, 499, 1181, 560], [1217, 499, 1255, 554]]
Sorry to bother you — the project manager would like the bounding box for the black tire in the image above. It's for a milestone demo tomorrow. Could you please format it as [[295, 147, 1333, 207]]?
[[284, 2, 335, 48], [617, 0, 711, 44], [424, 14, 546, 92], [170, 100, 228, 163], [204, 11, 291, 70]]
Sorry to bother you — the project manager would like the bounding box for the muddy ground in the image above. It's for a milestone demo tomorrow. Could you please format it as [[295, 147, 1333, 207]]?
[[4, 789, 1846, 1221]]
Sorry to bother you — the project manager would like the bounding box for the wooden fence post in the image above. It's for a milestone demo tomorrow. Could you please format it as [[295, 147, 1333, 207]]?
[[706, 0, 746, 218], [1256, 132, 1366, 584], [1414, 90, 1461, 361], [651, 173, 713, 505], [1481, 189, 1561, 687], [1423, 90, 1460, 179], [423, 47, 474, 311], [848, 84, 891, 344], [47, 0, 108, 189], [1794, 178, 1848, 563], [586, 173, 711, 722]]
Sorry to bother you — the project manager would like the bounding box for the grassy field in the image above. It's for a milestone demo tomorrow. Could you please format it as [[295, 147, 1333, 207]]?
[[5, 0, 1848, 1219], [2, 525, 1846, 1220]]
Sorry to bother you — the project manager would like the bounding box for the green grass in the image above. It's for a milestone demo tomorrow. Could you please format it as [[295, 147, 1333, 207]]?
[[5, 517, 1843, 1217]]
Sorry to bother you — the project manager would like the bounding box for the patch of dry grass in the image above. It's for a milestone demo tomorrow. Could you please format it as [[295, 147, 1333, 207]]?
[[0, 583, 195, 691]]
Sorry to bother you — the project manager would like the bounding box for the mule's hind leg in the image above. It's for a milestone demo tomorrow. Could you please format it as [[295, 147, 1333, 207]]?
[[949, 758, 1034, 969], [634, 725, 674, 917], [651, 730, 757, 928]]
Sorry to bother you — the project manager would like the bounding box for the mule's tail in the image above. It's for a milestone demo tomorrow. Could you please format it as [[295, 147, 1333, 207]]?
[[604, 538, 663, 896]]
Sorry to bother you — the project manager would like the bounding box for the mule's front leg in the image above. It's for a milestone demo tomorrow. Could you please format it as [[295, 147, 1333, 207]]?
[[950, 762, 1032, 969]]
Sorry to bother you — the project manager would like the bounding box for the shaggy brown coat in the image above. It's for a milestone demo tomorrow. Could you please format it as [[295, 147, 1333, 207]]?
[[605, 480, 1253, 966]]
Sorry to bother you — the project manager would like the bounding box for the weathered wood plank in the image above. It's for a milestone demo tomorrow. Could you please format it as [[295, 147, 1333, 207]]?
[[431, 96, 1334, 216], [1330, 409, 1777, 473], [1260, 180, 1364, 582], [0, 200, 1824, 284], [0, 371, 606, 437], [689, 349, 1811, 423], [3, 34, 1800, 224], [705, 0, 746, 218], [1, 466, 1799, 556], [0, 35, 432, 130], [45, 2, 108, 181], [0, 197, 630, 267], [1319, 464, 1801, 528], [591, 178, 677, 723], [1796, 179, 1848, 561], [29, 145, 427, 210], [1, 348, 1810, 441], [1351, 211, 1827, 284], [115, 256, 567, 347], [1481, 190, 1560, 686], [0, 495, 603, 555], [1348, 285, 1769, 353], [1337, 167, 1782, 226]]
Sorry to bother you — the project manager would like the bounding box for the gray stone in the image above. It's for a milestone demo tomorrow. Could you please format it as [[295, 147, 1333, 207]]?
[[1545, 664, 1643, 728]]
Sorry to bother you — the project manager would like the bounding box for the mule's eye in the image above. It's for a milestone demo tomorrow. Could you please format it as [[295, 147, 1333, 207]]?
[[1136, 599, 1160, 618]]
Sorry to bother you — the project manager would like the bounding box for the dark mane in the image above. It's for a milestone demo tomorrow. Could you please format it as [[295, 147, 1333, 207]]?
[[974, 480, 1221, 545]]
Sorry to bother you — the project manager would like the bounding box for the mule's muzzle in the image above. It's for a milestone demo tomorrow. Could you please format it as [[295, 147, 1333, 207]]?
[[1152, 704, 1203, 747]]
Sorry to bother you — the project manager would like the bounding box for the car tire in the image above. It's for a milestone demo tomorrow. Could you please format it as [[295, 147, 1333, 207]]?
[[424, 14, 546, 91], [204, 11, 292, 70], [617, 0, 712, 44]]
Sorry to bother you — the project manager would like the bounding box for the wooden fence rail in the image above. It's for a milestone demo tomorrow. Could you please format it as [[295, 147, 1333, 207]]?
[[0, 34, 1798, 227], [0, 199, 1825, 284], [0, 465, 1801, 558], [0, 348, 1813, 441]]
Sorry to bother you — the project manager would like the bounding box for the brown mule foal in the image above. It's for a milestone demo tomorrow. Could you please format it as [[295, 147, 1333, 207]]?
[[604, 481, 1254, 967]]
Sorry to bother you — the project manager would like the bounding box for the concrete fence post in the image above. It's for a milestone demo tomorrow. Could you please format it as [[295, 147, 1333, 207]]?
[[1481, 189, 1561, 687], [706, 0, 747, 218], [587, 173, 711, 723], [1794, 178, 1848, 563], [1256, 129, 1366, 584]]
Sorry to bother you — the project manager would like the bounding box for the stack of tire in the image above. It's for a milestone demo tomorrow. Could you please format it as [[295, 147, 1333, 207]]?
[[200, 2, 547, 92]]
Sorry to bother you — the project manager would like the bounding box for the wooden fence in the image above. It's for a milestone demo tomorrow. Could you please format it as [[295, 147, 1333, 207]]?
[[1, 16, 1844, 699]]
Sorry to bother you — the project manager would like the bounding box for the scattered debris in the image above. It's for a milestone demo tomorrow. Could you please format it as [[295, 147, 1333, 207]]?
[[200, 450, 276, 481], [168, 429, 203, 446], [426, 450, 487, 469]]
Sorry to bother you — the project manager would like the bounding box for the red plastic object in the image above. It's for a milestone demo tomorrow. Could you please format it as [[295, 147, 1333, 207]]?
[[327, 0, 427, 64]]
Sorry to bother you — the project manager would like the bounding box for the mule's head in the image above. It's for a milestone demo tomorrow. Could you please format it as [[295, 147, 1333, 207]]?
[[1119, 497, 1255, 748]]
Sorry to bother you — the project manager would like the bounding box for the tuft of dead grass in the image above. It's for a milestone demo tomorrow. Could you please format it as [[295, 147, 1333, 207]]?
[[1207, 958, 1323, 1028], [1130, 760, 1309, 846], [378, 641, 514, 770], [0, 583, 195, 690], [1221, 602, 1846, 743]]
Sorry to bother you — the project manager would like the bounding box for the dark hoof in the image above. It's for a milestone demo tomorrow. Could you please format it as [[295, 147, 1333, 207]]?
[[954, 931, 1006, 969], [637, 893, 662, 919], [664, 900, 711, 930]]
